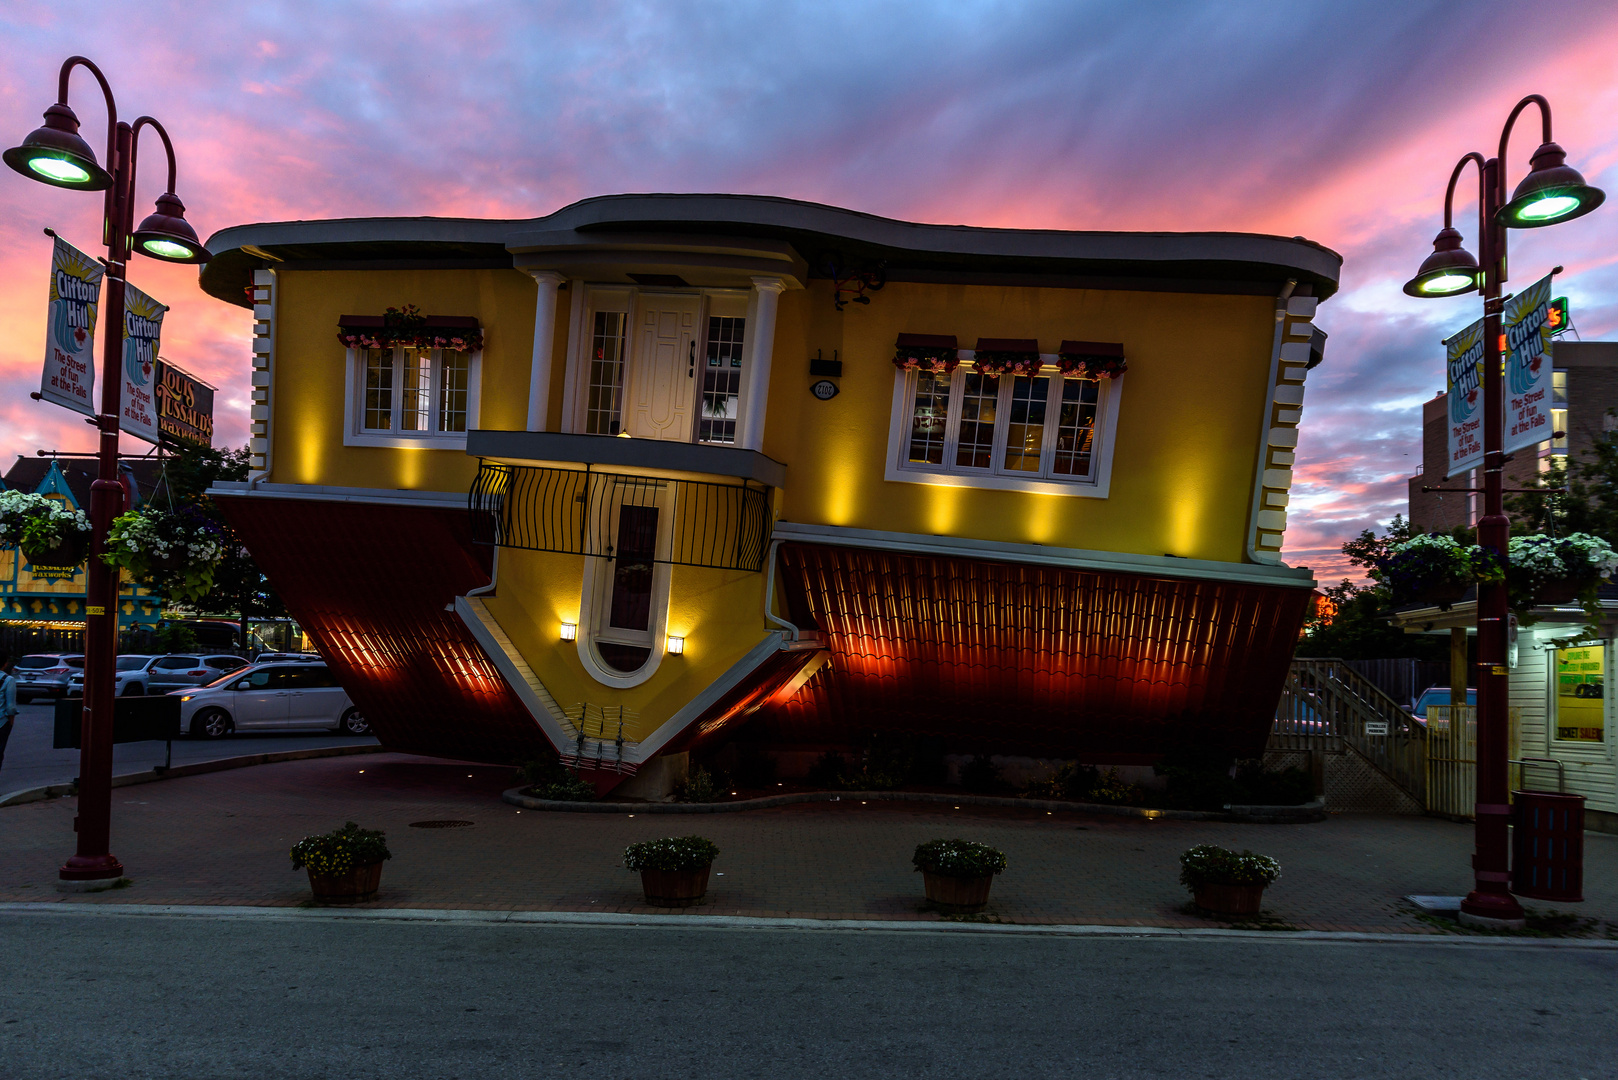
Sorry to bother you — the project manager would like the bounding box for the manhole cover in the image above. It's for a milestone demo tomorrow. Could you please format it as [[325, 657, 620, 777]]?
[[409, 820, 474, 829]]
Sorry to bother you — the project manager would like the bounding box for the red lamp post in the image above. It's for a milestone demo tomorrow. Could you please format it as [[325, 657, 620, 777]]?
[[1403, 95, 1604, 928], [4, 57, 210, 886]]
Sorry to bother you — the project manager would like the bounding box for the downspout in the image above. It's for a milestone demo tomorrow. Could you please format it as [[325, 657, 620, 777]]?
[[762, 537, 800, 642], [1245, 278, 1296, 564], [466, 545, 499, 599]]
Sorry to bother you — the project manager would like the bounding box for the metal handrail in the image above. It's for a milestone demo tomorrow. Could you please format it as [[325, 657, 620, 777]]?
[[469, 459, 774, 572], [1511, 756, 1565, 793]]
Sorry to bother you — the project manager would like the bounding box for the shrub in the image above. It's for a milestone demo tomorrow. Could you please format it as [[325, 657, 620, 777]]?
[[912, 839, 1008, 878], [1023, 762, 1099, 801], [1087, 767, 1146, 806], [959, 754, 1001, 792], [516, 758, 596, 801], [623, 835, 719, 872], [1178, 845, 1281, 890], [806, 751, 848, 788], [1231, 761, 1315, 806], [289, 822, 392, 877], [674, 766, 722, 803], [1156, 747, 1236, 811]]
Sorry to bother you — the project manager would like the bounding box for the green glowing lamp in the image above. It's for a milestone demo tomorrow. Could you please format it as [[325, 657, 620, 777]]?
[[132, 192, 211, 264], [3, 102, 112, 190], [1403, 227, 1480, 298], [1498, 142, 1605, 228]]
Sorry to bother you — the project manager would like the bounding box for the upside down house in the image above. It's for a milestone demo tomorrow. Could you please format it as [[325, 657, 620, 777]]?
[[198, 194, 1339, 794]]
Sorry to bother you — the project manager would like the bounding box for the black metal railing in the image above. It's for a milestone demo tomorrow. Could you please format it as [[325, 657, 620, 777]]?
[[469, 460, 773, 572]]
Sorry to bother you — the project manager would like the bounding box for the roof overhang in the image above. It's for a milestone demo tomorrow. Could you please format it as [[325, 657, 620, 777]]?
[[200, 193, 1342, 308]]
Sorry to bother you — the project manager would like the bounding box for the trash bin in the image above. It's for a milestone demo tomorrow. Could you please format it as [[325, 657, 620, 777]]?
[[1511, 790, 1585, 902]]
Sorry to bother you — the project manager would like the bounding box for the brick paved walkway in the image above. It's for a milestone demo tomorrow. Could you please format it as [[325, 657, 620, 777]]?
[[2, 755, 1613, 934]]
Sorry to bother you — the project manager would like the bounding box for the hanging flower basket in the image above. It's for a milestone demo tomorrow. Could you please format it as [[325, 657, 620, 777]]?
[[1057, 340, 1127, 380], [103, 505, 230, 604], [1, 490, 92, 567], [1508, 534, 1617, 624], [1379, 534, 1496, 611]]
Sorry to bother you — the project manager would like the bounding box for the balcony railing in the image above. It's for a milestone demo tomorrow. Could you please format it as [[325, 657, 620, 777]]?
[[468, 460, 773, 572]]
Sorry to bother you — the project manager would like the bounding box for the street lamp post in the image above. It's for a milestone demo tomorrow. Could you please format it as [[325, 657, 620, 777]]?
[[4, 56, 209, 886], [1404, 95, 1604, 928]]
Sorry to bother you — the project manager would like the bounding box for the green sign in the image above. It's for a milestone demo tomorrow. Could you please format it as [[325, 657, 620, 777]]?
[[1548, 296, 1572, 336]]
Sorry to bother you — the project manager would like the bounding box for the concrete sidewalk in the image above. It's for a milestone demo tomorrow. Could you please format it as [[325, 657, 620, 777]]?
[[2, 754, 1613, 935]]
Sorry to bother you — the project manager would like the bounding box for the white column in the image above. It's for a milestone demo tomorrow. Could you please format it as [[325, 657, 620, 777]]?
[[524, 270, 565, 432], [740, 276, 785, 451]]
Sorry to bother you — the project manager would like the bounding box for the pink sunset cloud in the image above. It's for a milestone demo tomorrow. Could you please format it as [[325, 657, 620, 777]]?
[[3, 2, 1618, 587]]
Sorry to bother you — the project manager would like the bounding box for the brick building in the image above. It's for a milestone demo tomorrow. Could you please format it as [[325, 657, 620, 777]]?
[[1408, 340, 1618, 532]]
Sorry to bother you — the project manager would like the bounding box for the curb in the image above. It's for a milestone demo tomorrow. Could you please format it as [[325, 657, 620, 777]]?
[[501, 787, 1328, 823], [1, 902, 1612, 948], [0, 744, 384, 808]]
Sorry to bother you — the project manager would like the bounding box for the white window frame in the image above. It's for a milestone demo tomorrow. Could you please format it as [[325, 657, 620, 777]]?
[[883, 355, 1123, 497], [576, 477, 674, 688], [343, 346, 482, 449], [560, 285, 751, 441]]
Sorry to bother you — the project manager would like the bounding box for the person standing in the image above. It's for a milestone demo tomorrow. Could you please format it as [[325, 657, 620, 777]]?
[[0, 652, 16, 773]]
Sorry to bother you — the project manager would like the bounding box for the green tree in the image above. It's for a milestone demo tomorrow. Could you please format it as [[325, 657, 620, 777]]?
[[1298, 515, 1444, 661], [158, 443, 285, 647]]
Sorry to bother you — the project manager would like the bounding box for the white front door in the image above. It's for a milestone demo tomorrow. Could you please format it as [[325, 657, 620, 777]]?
[[624, 295, 701, 441]]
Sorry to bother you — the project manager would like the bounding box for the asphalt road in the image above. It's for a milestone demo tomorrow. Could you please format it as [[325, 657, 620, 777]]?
[[0, 909, 1613, 1079], [0, 699, 378, 795]]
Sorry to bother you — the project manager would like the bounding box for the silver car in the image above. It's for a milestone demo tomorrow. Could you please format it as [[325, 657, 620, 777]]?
[[66, 654, 161, 697], [175, 662, 369, 738], [11, 654, 85, 702], [145, 654, 250, 693]]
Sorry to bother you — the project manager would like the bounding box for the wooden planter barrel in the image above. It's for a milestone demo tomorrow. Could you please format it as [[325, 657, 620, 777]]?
[[641, 865, 711, 907], [922, 871, 995, 913], [307, 862, 384, 903], [1192, 881, 1266, 917]]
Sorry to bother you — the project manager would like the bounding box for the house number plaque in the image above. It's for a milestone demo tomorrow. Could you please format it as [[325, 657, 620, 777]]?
[[811, 379, 839, 400]]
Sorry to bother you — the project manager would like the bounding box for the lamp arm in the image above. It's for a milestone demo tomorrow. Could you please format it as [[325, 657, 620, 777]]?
[[125, 117, 178, 237], [56, 56, 118, 169], [1443, 151, 1488, 230], [1498, 94, 1552, 202]]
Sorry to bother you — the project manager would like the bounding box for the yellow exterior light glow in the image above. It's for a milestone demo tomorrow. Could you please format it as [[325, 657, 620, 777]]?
[[667, 635, 685, 655], [559, 621, 578, 641]]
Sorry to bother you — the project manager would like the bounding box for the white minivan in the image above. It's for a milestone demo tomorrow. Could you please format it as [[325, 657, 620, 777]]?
[[175, 662, 370, 738]]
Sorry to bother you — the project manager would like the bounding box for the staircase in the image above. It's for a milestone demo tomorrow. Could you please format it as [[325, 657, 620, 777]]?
[[1272, 658, 1427, 810]]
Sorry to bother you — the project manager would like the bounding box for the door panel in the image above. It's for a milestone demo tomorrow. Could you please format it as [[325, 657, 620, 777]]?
[[625, 295, 700, 441]]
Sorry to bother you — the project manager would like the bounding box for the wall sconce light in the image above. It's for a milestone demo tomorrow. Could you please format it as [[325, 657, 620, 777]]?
[[667, 635, 685, 655], [559, 622, 578, 641]]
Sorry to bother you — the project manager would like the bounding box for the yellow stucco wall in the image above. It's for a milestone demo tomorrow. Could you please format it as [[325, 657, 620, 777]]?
[[269, 267, 544, 492], [482, 546, 771, 740], [269, 268, 1272, 562], [764, 280, 1272, 562]]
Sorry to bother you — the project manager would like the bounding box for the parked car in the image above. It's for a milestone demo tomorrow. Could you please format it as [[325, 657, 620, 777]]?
[[141, 654, 251, 693], [66, 654, 162, 697], [174, 662, 369, 738], [11, 653, 85, 702], [253, 652, 323, 664], [1411, 685, 1478, 721]]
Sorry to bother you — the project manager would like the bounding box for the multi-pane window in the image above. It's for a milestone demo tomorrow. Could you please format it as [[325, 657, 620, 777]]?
[[901, 365, 1106, 484], [586, 311, 628, 436], [907, 372, 952, 465], [363, 350, 394, 429], [359, 347, 475, 437], [698, 316, 746, 444]]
